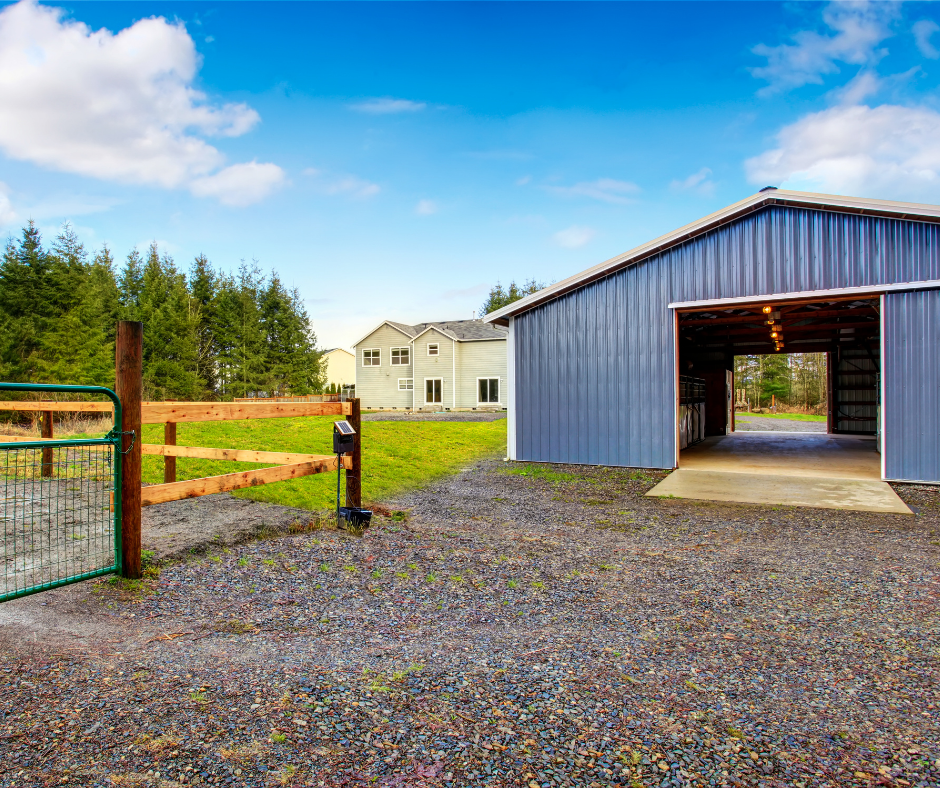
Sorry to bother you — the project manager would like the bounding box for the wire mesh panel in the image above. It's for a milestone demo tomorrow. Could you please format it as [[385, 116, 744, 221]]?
[[1, 444, 117, 600], [0, 383, 123, 603]]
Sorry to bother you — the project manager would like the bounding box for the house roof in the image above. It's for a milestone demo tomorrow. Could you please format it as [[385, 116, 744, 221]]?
[[322, 347, 354, 357], [483, 188, 940, 325], [353, 319, 507, 347]]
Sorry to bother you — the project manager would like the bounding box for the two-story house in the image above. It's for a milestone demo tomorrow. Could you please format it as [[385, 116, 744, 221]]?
[[353, 319, 508, 410]]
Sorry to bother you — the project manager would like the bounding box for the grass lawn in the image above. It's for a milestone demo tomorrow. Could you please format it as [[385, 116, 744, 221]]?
[[139, 416, 506, 510], [735, 412, 826, 422]]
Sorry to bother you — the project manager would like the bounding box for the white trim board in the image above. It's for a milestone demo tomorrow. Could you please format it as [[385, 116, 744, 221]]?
[[667, 279, 940, 311], [352, 321, 415, 348], [507, 317, 516, 460]]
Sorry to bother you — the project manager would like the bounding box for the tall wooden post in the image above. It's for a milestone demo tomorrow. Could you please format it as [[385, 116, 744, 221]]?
[[164, 422, 177, 484], [346, 397, 362, 508], [116, 321, 142, 579], [40, 410, 53, 477]]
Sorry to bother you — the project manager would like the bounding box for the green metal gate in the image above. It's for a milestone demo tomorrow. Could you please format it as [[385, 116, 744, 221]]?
[[1, 383, 124, 603]]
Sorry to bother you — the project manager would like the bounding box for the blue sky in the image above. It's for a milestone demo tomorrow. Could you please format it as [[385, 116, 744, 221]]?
[[2, 1, 940, 350]]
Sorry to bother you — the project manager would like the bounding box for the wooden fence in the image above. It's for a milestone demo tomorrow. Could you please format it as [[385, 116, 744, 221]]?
[[0, 321, 362, 579]]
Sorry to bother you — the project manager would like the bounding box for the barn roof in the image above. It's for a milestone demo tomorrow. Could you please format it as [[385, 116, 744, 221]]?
[[483, 189, 940, 325]]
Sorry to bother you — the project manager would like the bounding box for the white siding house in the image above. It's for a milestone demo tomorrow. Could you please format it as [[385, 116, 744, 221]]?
[[321, 348, 355, 388], [353, 320, 507, 410]]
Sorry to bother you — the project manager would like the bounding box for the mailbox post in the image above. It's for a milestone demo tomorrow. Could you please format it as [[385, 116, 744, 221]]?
[[333, 421, 371, 530]]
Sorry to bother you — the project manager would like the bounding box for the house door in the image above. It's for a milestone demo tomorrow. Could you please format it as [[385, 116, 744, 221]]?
[[425, 378, 443, 405]]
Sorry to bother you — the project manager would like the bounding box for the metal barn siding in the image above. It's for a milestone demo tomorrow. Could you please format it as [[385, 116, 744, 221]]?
[[884, 290, 940, 482], [513, 205, 940, 468]]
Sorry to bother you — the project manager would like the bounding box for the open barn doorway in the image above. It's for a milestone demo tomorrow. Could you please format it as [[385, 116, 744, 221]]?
[[675, 297, 882, 483]]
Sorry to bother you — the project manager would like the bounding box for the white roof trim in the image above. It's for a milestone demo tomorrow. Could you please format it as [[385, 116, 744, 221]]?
[[322, 347, 354, 357], [411, 325, 460, 343], [668, 278, 940, 311], [351, 321, 414, 348], [483, 189, 940, 324]]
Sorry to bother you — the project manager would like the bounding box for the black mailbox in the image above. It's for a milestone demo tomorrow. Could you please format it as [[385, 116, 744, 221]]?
[[333, 420, 355, 454]]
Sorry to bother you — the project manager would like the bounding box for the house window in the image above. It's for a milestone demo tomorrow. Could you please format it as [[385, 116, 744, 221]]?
[[427, 343, 439, 356], [478, 378, 500, 403], [425, 378, 443, 404], [362, 349, 380, 366], [391, 347, 410, 365], [398, 378, 413, 391]]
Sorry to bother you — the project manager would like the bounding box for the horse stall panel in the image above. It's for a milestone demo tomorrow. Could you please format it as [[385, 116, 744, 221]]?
[[832, 345, 879, 434]]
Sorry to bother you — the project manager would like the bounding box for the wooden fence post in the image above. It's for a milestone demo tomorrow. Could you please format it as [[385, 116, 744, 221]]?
[[164, 422, 176, 483], [116, 321, 143, 579], [40, 410, 53, 477], [346, 397, 362, 508]]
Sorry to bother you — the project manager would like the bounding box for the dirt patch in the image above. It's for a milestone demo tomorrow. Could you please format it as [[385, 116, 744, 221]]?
[[142, 494, 324, 560]]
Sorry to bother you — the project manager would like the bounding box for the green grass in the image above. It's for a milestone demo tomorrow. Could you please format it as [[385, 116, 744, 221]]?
[[736, 412, 826, 422], [505, 463, 576, 482], [139, 415, 506, 510]]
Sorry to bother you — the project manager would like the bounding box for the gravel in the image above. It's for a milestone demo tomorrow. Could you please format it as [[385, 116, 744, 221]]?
[[1, 459, 938, 787], [734, 416, 826, 433]]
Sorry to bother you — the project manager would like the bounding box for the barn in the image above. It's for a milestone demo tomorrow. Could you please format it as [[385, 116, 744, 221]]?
[[484, 189, 940, 485]]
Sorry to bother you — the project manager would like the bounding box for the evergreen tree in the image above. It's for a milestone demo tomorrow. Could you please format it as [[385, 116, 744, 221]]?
[[137, 243, 201, 400], [480, 278, 545, 316], [214, 263, 267, 397], [118, 248, 144, 318], [0, 222, 54, 381], [189, 254, 219, 395]]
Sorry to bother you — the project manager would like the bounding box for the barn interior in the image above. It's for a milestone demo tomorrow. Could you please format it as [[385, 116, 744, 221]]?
[[677, 296, 881, 440], [657, 296, 905, 511]]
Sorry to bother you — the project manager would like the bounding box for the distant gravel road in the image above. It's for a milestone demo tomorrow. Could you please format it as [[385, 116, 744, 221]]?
[[362, 411, 506, 422], [735, 414, 826, 432]]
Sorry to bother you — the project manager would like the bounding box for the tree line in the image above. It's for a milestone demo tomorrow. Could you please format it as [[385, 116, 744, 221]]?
[[734, 353, 827, 412], [0, 222, 324, 400]]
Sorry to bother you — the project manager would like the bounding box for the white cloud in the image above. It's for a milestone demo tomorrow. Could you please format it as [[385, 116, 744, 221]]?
[[914, 19, 940, 59], [0, 182, 17, 228], [751, 2, 898, 94], [303, 169, 380, 199], [670, 167, 715, 196], [553, 225, 596, 249], [516, 175, 532, 186], [348, 97, 426, 114], [324, 175, 380, 199], [415, 199, 437, 216], [548, 178, 641, 205], [0, 1, 283, 205], [190, 162, 287, 207], [745, 103, 940, 200]]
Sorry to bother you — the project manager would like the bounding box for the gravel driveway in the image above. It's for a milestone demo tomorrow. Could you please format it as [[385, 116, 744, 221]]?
[[0, 460, 937, 787], [363, 412, 507, 422], [734, 415, 826, 432]]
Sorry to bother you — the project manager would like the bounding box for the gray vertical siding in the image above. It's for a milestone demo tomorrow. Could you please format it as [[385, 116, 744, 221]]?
[[514, 205, 940, 471], [884, 290, 940, 482]]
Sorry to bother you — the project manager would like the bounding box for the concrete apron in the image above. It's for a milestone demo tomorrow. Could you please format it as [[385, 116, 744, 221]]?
[[647, 432, 912, 515]]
